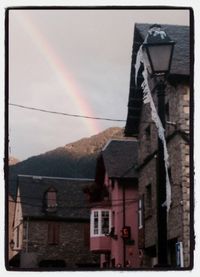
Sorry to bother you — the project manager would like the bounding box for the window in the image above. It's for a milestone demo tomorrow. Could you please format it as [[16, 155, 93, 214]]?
[[102, 211, 110, 234], [45, 187, 57, 212], [145, 184, 152, 216], [165, 102, 170, 122], [111, 179, 115, 189], [168, 167, 173, 184], [111, 258, 116, 268], [13, 224, 22, 250], [16, 225, 20, 248], [48, 222, 59, 244], [138, 196, 144, 229], [90, 209, 111, 237], [145, 125, 151, 155], [145, 125, 151, 140], [15, 225, 20, 248], [138, 196, 145, 248], [94, 211, 99, 235]]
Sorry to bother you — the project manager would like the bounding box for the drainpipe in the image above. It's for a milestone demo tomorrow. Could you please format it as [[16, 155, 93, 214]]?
[[156, 80, 168, 266]]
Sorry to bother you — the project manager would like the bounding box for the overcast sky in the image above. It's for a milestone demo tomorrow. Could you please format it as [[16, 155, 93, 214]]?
[[8, 8, 190, 161]]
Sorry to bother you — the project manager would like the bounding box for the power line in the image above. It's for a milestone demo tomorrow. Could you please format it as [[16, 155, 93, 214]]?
[[9, 103, 187, 127], [9, 103, 126, 122]]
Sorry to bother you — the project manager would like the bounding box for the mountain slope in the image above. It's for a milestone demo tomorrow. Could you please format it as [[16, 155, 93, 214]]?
[[9, 127, 124, 196]]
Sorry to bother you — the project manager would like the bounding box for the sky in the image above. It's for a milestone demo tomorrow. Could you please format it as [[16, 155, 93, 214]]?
[[8, 8, 190, 161]]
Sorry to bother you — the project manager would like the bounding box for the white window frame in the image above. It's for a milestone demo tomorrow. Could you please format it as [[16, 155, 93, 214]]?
[[90, 209, 111, 237]]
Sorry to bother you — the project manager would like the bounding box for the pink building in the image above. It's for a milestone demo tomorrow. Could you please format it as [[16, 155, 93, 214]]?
[[85, 139, 140, 269]]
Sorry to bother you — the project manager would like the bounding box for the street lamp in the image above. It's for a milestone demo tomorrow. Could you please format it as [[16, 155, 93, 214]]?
[[143, 24, 175, 76], [142, 24, 175, 267]]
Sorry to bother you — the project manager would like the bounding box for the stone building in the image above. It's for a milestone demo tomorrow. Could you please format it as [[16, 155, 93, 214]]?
[[125, 23, 192, 268], [8, 194, 17, 261], [9, 175, 99, 269], [85, 139, 140, 269]]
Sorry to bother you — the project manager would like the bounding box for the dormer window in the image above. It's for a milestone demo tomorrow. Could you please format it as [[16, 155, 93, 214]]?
[[45, 187, 57, 212]]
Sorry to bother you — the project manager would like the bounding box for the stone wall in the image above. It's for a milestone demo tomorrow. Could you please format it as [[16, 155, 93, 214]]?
[[8, 195, 16, 260], [137, 82, 191, 267], [21, 219, 99, 269]]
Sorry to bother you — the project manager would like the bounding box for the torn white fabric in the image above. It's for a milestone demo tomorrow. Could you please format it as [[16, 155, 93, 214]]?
[[135, 45, 171, 212], [147, 26, 167, 40]]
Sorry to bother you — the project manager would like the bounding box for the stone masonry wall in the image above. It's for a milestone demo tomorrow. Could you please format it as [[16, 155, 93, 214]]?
[[8, 195, 16, 260], [138, 82, 191, 267], [21, 220, 99, 268], [178, 85, 190, 267]]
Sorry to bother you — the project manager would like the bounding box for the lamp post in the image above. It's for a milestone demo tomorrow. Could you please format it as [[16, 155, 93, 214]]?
[[142, 24, 175, 267]]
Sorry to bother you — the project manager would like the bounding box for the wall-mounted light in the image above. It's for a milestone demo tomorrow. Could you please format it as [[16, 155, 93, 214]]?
[[143, 24, 175, 76]]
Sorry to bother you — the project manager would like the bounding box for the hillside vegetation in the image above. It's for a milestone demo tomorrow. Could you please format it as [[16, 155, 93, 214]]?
[[9, 127, 124, 196]]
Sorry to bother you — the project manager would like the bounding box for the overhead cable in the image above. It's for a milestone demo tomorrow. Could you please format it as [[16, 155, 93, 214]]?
[[9, 103, 126, 122]]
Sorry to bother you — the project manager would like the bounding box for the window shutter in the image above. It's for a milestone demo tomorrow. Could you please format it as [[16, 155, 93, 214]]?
[[48, 222, 59, 244], [84, 223, 90, 247], [48, 222, 54, 244], [54, 222, 59, 244]]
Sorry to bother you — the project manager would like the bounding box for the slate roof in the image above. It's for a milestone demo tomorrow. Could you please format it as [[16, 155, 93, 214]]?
[[125, 23, 190, 137], [17, 175, 94, 220], [136, 23, 190, 76], [102, 139, 138, 178]]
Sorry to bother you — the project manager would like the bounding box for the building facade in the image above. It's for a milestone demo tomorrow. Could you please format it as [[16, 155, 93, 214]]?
[[10, 175, 99, 269], [85, 139, 140, 268], [125, 23, 192, 268], [8, 195, 17, 261]]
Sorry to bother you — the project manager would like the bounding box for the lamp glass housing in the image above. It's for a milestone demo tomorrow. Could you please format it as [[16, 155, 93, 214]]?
[[142, 25, 175, 76], [144, 44, 174, 75]]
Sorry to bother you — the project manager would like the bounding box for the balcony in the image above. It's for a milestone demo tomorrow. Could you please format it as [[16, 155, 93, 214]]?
[[90, 208, 112, 253], [90, 235, 111, 253]]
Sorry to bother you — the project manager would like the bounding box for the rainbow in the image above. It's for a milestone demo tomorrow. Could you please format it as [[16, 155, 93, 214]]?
[[13, 11, 101, 135]]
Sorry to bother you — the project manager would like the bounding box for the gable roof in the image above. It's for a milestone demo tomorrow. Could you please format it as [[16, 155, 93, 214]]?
[[17, 175, 94, 220], [124, 23, 190, 137], [102, 139, 138, 178]]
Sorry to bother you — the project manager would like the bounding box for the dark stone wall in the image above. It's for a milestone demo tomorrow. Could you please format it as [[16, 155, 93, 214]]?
[[21, 219, 99, 269], [137, 82, 190, 267]]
